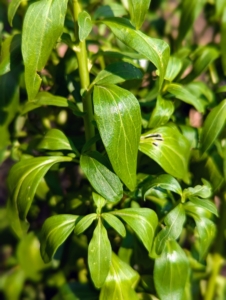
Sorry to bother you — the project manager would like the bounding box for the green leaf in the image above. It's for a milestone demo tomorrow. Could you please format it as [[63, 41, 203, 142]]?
[[7, 156, 72, 237], [201, 99, 226, 152], [92, 62, 143, 86], [111, 208, 158, 253], [128, 0, 151, 29], [40, 214, 79, 263], [93, 192, 106, 213], [7, 0, 23, 26], [166, 83, 205, 113], [142, 174, 182, 200], [80, 152, 123, 204], [74, 213, 97, 235], [38, 128, 78, 154], [154, 204, 186, 255], [22, 0, 68, 100], [154, 240, 189, 300], [2, 268, 25, 300], [93, 84, 141, 191], [221, 8, 226, 75], [164, 56, 183, 82], [100, 252, 139, 300], [78, 11, 92, 42], [139, 126, 190, 180], [93, 3, 127, 19], [102, 213, 126, 237], [189, 197, 218, 217], [183, 182, 212, 199], [88, 219, 112, 288], [148, 95, 174, 128], [102, 18, 170, 89]]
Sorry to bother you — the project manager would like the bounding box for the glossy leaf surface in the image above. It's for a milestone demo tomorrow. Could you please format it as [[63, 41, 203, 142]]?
[[102, 213, 126, 237], [40, 214, 79, 263], [74, 214, 97, 235], [111, 208, 158, 253], [22, 0, 68, 99], [78, 11, 92, 41], [88, 219, 112, 288], [164, 56, 182, 82], [94, 84, 141, 191], [128, 0, 151, 29], [189, 197, 218, 217]]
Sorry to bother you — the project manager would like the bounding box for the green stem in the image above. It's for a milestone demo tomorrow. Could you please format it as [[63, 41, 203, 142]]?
[[71, 0, 95, 148]]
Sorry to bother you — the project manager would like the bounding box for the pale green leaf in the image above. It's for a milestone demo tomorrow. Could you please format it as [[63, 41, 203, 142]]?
[[40, 214, 79, 263], [7, 156, 72, 237], [78, 11, 92, 41], [139, 126, 190, 180], [88, 219, 112, 288], [74, 213, 97, 236], [102, 18, 170, 89], [111, 208, 158, 253], [102, 213, 126, 237], [94, 84, 141, 191], [100, 252, 139, 300], [164, 56, 183, 82], [154, 240, 189, 300], [80, 152, 123, 203], [22, 0, 68, 99], [183, 183, 212, 199], [189, 197, 218, 217], [128, 0, 151, 29], [93, 192, 106, 213]]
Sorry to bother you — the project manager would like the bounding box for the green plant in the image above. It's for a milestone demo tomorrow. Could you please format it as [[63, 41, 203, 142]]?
[[1, 0, 226, 299]]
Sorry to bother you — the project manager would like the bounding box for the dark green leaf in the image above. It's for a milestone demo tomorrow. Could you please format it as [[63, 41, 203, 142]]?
[[94, 84, 141, 191], [88, 219, 112, 288], [7, 156, 72, 237], [22, 0, 68, 99], [40, 214, 79, 263], [80, 152, 123, 203], [154, 240, 189, 300], [139, 126, 190, 180], [78, 11, 92, 42], [100, 252, 139, 300], [92, 62, 143, 86], [102, 18, 170, 89], [154, 204, 186, 255], [8, 0, 23, 26], [111, 208, 158, 253], [74, 213, 97, 235], [201, 99, 226, 152], [102, 213, 126, 237], [128, 0, 151, 29], [189, 197, 218, 217], [93, 3, 127, 19]]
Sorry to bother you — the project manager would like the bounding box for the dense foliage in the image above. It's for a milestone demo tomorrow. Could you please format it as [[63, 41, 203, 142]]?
[[0, 0, 226, 299]]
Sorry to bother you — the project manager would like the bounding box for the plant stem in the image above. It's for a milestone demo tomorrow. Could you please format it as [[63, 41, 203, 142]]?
[[71, 0, 95, 148]]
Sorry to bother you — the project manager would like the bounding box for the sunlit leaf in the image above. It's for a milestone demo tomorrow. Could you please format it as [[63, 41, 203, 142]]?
[[102, 213, 126, 237], [189, 197, 218, 217], [74, 213, 97, 236], [164, 56, 183, 82], [128, 0, 151, 29], [78, 11, 92, 41]]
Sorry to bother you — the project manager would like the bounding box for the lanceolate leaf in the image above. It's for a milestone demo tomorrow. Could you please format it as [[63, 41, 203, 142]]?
[[189, 197, 218, 217], [93, 84, 141, 191], [154, 240, 189, 300], [8, 0, 23, 26], [102, 18, 170, 89], [80, 152, 123, 203], [128, 0, 151, 29], [164, 56, 183, 82], [22, 0, 68, 100], [100, 252, 139, 300], [7, 156, 72, 237], [102, 213, 126, 237], [88, 219, 112, 288], [78, 11, 92, 42], [139, 126, 190, 180], [111, 208, 158, 253], [40, 214, 79, 263], [201, 99, 226, 152], [74, 214, 97, 236]]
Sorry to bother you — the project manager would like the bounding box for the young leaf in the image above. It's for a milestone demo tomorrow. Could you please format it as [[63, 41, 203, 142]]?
[[93, 3, 127, 19], [128, 0, 151, 29], [189, 197, 218, 217], [93, 192, 106, 213], [80, 152, 123, 204], [201, 99, 226, 153], [88, 219, 112, 288], [40, 214, 79, 263], [78, 11, 92, 42], [154, 240, 189, 300], [8, 0, 23, 26], [111, 208, 158, 253], [102, 18, 170, 89], [100, 252, 139, 300], [74, 214, 97, 236], [183, 183, 212, 199], [22, 0, 68, 100], [139, 126, 190, 180], [93, 84, 141, 191], [166, 83, 205, 113], [92, 62, 143, 86], [7, 156, 72, 237], [154, 204, 186, 255], [102, 213, 126, 237], [148, 95, 174, 128], [142, 174, 182, 200], [164, 56, 183, 82]]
